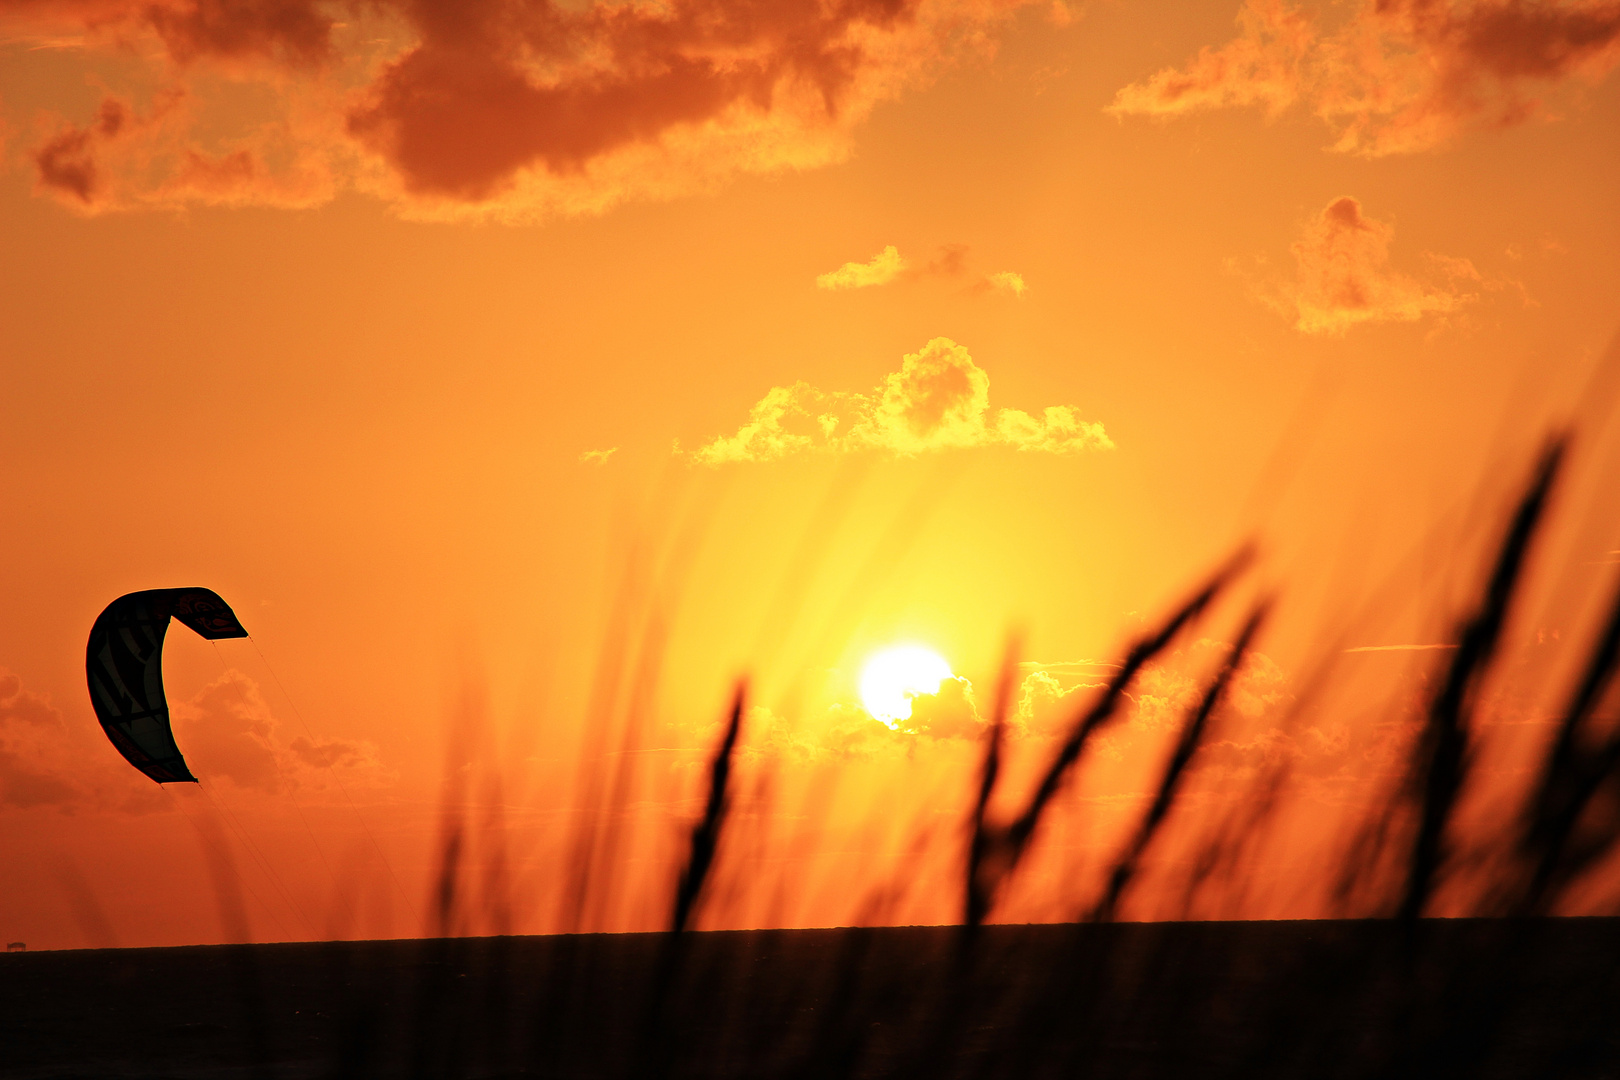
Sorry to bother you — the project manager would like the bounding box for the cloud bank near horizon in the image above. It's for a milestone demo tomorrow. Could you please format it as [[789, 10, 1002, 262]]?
[[0, 666, 381, 813]]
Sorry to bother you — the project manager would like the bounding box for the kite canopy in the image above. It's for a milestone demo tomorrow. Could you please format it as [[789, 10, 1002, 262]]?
[[86, 588, 248, 784]]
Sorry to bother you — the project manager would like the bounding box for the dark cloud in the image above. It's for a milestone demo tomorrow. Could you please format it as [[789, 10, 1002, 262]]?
[[31, 97, 128, 205], [1110, 0, 1620, 155], [144, 0, 333, 67], [3, 0, 1033, 218]]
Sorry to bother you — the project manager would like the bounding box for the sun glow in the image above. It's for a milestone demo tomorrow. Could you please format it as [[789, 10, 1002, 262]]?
[[859, 645, 953, 729]]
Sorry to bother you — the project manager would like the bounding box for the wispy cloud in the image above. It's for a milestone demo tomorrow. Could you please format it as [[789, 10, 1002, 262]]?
[[1109, 0, 1312, 122], [817, 245, 908, 290], [816, 244, 1030, 296], [691, 337, 1112, 464], [1110, 0, 1620, 155], [984, 270, 1028, 297], [30, 91, 336, 212], [1256, 196, 1481, 334], [579, 447, 618, 465]]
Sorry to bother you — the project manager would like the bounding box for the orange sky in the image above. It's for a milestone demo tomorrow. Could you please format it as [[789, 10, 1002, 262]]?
[[3, 0, 1620, 950]]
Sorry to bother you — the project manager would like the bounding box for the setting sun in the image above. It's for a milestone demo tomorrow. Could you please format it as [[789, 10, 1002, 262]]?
[[859, 645, 953, 728]]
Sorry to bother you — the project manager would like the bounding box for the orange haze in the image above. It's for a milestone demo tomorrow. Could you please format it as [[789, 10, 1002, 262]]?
[[2, 0, 1620, 950]]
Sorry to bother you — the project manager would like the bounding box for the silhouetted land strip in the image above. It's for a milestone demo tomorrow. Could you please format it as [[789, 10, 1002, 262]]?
[[6, 919, 1620, 1079]]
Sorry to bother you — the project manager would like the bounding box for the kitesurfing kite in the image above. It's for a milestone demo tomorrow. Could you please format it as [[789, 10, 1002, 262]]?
[[86, 588, 248, 784]]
